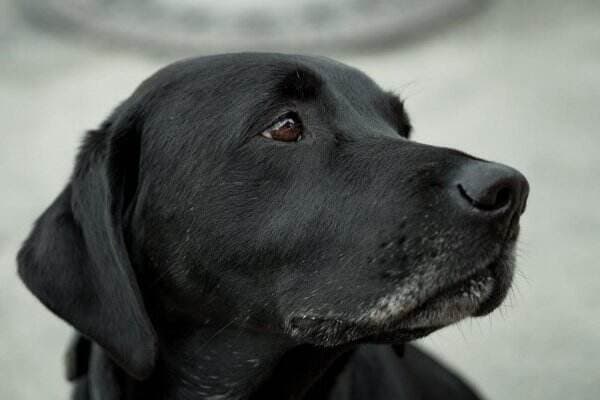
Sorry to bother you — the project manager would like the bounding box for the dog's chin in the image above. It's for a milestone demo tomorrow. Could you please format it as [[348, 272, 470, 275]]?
[[285, 248, 515, 347]]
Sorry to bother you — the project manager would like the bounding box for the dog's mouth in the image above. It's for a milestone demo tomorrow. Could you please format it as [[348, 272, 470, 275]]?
[[285, 249, 514, 346], [400, 267, 494, 325]]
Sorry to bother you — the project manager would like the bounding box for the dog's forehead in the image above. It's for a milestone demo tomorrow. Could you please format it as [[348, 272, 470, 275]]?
[[141, 53, 382, 103], [134, 53, 410, 161]]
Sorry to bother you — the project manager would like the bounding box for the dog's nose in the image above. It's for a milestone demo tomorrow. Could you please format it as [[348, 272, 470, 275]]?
[[455, 161, 529, 217]]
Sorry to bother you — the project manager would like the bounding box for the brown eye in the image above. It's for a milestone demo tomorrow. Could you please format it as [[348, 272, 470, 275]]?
[[261, 114, 303, 142]]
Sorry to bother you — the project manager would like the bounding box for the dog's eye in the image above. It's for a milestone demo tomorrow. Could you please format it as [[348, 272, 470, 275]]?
[[261, 113, 303, 142]]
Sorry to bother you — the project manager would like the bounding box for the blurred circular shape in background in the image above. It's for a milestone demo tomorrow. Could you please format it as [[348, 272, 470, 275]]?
[[19, 0, 484, 54]]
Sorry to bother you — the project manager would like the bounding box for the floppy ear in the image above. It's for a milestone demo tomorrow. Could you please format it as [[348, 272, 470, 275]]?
[[17, 107, 157, 380]]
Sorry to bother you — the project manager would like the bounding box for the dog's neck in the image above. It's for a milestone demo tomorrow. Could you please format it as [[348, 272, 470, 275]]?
[[90, 325, 350, 400], [155, 327, 333, 400]]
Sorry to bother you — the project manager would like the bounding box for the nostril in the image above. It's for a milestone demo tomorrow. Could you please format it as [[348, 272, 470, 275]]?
[[457, 182, 513, 212], [454, 161, 529, 217], [494, 186, 512, 210]]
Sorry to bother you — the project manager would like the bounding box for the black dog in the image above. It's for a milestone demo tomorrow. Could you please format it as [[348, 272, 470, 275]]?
[[18, 53, 529, 400]]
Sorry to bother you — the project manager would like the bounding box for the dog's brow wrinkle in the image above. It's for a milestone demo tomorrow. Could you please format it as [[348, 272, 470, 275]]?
[[277, 67, 322, 100]]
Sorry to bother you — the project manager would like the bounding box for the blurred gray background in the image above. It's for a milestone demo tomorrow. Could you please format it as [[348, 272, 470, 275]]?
[[1, 0, 599, 398]]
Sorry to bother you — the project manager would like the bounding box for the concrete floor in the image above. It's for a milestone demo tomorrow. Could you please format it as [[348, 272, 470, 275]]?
[[1, 0, 599, 399]]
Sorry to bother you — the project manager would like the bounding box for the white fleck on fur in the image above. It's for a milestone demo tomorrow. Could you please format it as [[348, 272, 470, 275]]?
[[358, 285, 421, 324]]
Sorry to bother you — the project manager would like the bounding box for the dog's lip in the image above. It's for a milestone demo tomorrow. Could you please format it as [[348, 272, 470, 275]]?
[[372, 262, 498, 331], [392, 266, 496, 330], [381, 246, 513, 322], [285, 250, 513, 345]]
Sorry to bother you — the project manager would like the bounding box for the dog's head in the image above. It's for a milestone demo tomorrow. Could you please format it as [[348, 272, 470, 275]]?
[[18, 53, 528, 380]]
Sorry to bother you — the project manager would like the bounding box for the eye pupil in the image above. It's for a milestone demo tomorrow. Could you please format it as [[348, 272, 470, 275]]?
[[261, 114, 303, 142]]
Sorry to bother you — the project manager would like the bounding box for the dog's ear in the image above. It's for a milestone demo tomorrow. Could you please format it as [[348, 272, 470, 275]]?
[[17, 105, 157, 380]]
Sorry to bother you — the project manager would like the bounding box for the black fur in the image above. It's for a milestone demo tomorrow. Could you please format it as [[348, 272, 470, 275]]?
[[17, 53, 528, 400]]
